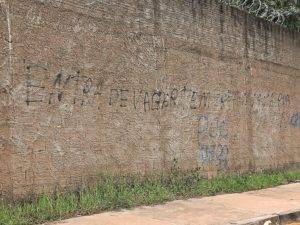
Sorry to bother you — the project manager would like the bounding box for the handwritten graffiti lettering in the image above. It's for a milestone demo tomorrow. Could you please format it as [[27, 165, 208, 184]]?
[[290, 113, 300, 128], [198, 115, 229, 169], [109, 89, 130, 107], [198, 115, 228, 140], [199, 144, 229, 168], [25, 64, 47, 105], [25, 63, 291, 114]]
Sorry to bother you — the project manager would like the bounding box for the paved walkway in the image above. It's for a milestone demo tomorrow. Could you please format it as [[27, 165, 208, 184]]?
[[53, 183, 300, 225]]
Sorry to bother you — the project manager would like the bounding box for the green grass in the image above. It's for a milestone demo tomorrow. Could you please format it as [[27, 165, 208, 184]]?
[[0, 169, 299, 225]]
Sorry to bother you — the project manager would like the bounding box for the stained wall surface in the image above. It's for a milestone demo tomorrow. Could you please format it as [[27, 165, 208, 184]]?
[[0, 0, 299, 200]]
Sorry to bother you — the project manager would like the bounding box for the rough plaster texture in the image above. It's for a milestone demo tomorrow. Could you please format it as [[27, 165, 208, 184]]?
[[0, 0, 299, 200]]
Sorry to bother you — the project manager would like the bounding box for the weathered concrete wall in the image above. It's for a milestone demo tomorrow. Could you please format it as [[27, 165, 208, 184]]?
[[0, 0, 299, 200], [0, 0, 13, 198]]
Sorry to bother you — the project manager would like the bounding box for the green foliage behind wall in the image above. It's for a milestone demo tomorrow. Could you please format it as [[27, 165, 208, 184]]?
[[220, 0, 300, 30]]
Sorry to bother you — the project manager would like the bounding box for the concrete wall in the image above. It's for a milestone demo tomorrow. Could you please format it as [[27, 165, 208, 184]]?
[[0, 0, 299, 200], [0, 0, 13, 198]]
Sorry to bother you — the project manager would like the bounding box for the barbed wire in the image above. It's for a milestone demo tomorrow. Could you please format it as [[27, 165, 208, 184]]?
[[219, 0, 299, 27]]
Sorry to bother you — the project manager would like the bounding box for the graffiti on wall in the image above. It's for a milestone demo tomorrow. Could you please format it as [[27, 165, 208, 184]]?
[[23, 61, 295, 171], [25, 66, 208, 112], [290, 112, 300, 128], [25, 62, 291, 113], [197, 115, 229, 169]]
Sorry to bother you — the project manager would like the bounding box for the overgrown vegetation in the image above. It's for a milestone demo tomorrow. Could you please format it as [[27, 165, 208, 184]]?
[[221, 0, 300, 30], [0, 169, 299, 225]]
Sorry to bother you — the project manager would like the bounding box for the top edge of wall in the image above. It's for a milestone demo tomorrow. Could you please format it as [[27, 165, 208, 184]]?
[[6, 0, 300, 72], [32, 0, 299, 36]]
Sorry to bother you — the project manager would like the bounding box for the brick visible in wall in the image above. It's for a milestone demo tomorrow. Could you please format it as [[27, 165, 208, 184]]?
[[0, 0, 299, 200]]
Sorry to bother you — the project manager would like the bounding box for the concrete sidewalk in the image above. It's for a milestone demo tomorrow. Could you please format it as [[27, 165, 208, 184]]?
[[53, 183, 300, 225]]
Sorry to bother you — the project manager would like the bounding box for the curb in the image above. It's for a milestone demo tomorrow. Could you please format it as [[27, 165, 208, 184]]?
[[230, 209, 300, 225]]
